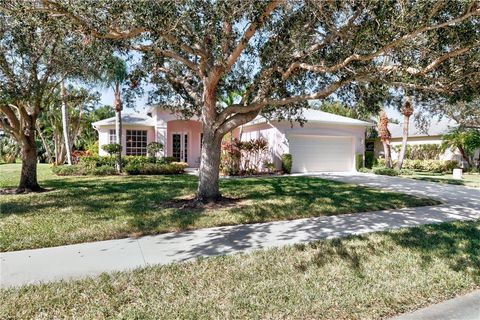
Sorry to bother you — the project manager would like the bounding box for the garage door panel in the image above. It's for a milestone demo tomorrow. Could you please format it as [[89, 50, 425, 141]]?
[[289, 135, 353, 172]]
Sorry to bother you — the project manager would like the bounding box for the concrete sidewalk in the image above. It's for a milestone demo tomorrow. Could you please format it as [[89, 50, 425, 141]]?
[[1, 174, 479, 288], [392, 290, 480, 320]]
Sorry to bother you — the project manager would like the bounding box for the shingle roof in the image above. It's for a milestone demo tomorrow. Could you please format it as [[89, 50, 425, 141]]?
[[388, 118, 457, 138], [92, 113, 155, 128], [245, 108, 374, 127]]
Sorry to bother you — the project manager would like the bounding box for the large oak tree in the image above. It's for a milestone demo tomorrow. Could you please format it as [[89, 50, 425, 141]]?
[[35, 0, 480, 200], [0, 2, 106, 191]]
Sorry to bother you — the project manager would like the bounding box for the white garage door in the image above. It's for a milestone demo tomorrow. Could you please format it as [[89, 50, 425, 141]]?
[[289, 135, 354, 172]]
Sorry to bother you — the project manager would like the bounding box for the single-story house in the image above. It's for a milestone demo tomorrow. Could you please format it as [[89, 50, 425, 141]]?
[[93, 106, 373, 172], [371, 118, 473, 164]]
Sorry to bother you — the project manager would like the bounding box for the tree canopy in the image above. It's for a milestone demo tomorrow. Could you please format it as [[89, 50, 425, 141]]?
[[2, 0, 479, 198]]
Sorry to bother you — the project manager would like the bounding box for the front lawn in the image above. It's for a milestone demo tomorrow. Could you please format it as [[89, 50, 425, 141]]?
[[403, 172, 480, 188], [1, 220, 479, 319], [0, 164, 438, 252]]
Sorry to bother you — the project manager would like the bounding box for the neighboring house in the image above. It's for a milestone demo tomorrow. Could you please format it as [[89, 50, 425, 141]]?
[[372, 118, 465, 163], [93, 106, 373, 172]]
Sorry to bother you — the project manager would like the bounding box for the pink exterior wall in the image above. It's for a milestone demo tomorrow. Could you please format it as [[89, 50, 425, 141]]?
[[239, 121, 367, 170], [166, 120, 203, 167], [97, 125, 155, 156]]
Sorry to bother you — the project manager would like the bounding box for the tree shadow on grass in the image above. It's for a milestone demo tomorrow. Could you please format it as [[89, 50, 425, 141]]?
[[1, 175, 441, 250], [291, 221, 480, 277], [386, 221, 480, 274]]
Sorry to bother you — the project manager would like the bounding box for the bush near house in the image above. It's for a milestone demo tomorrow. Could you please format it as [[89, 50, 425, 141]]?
[[281, 153, 293, 174], [392, 144, 443, 160], [220, 137, 273, 176], [124, 162, 188, 175], [373, 167, 400, 176], [365, 151, 375, 168], [376, 158, 457, 173], [355, 153, 363, 170], [52, 156, 184, 176]]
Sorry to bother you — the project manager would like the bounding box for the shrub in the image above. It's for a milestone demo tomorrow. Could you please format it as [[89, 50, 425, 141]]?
[[263, 161, 276, 173], [373, 167, 400, 176], [281, 153, 292, 174], [161, 157, 177, 164], [375, 158, 457, 173], [52, 165, 86, 176], [365, 151, 375, 168], [101, 143, 122, 156], [358, 167, 372, 173], [375, 158, 386, 167], [400, 168, 415, 175], [147, 142, 164, 158], [123, 156, 156, 166], [92, 165, 117, 176], [125, 162, 188, 175], [355, 153, 363, 170], [392, 144, 442, 160], [402, 159, 457, 173]]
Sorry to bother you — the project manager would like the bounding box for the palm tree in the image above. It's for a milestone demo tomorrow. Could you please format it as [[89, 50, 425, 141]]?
[[60, 80, 73, 165], [100, 56, 128, 173], [378, 110, 392, 168], [396, 97, 414, 169], [442, 128, 480, 167]]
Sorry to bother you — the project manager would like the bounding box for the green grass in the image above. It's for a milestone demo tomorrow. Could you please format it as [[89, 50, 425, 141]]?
[[0, 163, 439, 252], [1, 220, 479, 319], [403, 172, 480, 188]]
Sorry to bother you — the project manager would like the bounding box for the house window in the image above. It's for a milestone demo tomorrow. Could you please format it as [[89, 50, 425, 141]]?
[[200, 133, 203, 150], [126, 130, 147, 156], [109, 129, 116, 144]]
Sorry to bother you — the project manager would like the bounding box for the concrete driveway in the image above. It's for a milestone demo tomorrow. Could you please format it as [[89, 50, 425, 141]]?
[[1, 173, 479, 288]]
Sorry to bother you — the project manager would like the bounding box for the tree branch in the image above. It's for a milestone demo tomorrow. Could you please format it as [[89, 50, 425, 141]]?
[[40, 0, 147, 40], [133, 45, 201, 77], [224, 0, 283, 72], [282, 5, 480, 79], [155, 66, 202, 104]]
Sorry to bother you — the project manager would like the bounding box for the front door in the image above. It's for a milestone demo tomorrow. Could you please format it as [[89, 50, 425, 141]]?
[[172, 133, 188, 163]]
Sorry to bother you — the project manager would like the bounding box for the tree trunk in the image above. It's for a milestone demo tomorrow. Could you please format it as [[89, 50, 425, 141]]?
[[396, 115, 411, 170], [61, 81, 73, 165], [18, 125, 41, 192], [36, 123, 53, 164], [115, 108, 122, 172], [197, 128, 223, 202], [382, 140, 392, 168], [114, 87, 122, 173], [458, 146, 472, 167]]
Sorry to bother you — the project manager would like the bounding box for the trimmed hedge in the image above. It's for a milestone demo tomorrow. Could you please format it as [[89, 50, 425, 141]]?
[[355, 153, 363, 170], [376, 158, 457, 173], [373, 167, 400, 176], [52, 165, 117, 176], [365, 151, 375, 168], [53, 156, 187, 176], [281, 153, 292, 174], [124, 162, 188, 175], [78, 155, 175, 169]]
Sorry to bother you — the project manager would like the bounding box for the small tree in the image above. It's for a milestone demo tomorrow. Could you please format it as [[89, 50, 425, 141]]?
[[99, 56, 129, 173], [442, 128, 480, 167], [378, 110, 393, 168], [147, 142, 164, 159], [101, 143, 122, 157], [396, 97, 414, 169]]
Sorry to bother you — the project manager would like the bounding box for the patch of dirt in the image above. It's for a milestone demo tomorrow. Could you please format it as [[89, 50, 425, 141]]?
[[0, 188, 55, 195], [161, 196, 249, 211]]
